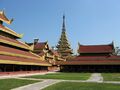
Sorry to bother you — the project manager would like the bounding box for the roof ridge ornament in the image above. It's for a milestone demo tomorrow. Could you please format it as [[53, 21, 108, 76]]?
[[0, 10, 13, 24]]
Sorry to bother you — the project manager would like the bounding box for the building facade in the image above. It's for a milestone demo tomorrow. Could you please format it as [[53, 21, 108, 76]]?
[[0, 11, 51, 72], [57, 42, 120, 72], [1, 10, 120, 73]]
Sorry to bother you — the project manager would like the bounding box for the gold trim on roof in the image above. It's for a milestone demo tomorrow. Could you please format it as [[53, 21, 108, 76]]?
[[18, 40, 33, 50], [0, 39, 32, 50], [0, 59, 52, 66], [0, 10, 13, 24], [0, 51, 42, 60], [0, 26, 22, 38], [0, 10, 22, 38], [30, 52, 44, 60]]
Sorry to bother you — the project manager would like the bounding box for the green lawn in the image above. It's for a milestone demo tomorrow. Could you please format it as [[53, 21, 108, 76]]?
[[102, 73, 120, 81], [42, 82, 120, 90], [0, 78, 40, 90], [25, 72, 90, 80]]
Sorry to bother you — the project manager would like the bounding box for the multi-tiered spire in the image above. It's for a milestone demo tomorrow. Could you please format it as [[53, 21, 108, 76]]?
[[56, 15, 73, 58]]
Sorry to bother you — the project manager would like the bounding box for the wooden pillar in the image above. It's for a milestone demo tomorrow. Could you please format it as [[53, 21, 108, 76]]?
[[25, 65, 27, 71], [4, 64, 6, 72], [19, 65, 21, 71], [30, 65, 32, 71], [0, 64, 3, 72], [12, 65, 14, 72]]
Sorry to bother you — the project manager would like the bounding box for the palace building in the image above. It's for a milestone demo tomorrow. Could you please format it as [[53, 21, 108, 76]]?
[[0, 10, 120, 73], [57, 42, 120, 72], [27, 39, 65, 71], [0, 10, 51, 72]]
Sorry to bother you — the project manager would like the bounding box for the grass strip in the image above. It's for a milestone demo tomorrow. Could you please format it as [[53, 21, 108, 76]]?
[[102, 73, 120, 81], [25, 72, 90, 80], [0, 78, 40, 90], [43, 82, 120, 90]]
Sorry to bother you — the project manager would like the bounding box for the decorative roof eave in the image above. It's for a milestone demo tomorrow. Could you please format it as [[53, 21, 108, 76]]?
[[0, 38, 32, 51], [45, 41, 49, 47], [0, 26, 23, 39], [0, 18, 13, 25], [0, 59, 52, 66], [18, 40, 33, 50], [34, 41, 49, 50], [0, 10, 13, 24]]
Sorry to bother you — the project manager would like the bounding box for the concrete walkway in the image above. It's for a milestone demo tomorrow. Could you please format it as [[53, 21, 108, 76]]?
[[11, 73, 103, 90], [0, 71, 56, 79], [12, 80, 61, 90], [10, 73, 120, 90], [87, 73, 103, 82]]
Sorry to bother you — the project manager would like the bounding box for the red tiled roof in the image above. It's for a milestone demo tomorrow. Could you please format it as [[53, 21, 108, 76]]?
[[34, 42, 48, 50], [56, 56, 120, 65], [0, 55, 51, 66], [38, 51, 45, 56], [74, 56, 120, 60], [0, 35, 30, 50], [0, 24, 21, 38], [50, 50, 60, 56], [0, 45, 51, 66], [0, 45, 38, 59], [78, 44, 114, 53]]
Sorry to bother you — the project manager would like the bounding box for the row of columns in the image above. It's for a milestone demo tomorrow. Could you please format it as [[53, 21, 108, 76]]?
[[60, 65, 120, 72], [0, 64, 48, 72]]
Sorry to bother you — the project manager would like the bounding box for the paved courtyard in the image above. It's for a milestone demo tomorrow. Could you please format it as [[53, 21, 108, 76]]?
[[1, 72, 120, 90]]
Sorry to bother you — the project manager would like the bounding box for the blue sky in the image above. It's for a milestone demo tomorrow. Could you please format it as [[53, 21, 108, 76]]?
[[1, 0, 120, 53]]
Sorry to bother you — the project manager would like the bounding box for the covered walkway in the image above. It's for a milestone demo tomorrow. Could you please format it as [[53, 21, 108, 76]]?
[[60, 65, 120, 72]]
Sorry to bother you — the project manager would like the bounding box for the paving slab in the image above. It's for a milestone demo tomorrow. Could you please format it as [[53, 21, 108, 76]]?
[[12, 80, 61, 90], [11, 73, 120, 90], [87, 73, 103, 82]]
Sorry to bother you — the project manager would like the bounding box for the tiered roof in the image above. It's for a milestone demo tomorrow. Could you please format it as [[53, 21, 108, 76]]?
[[50, 49, 60, 57], [0, 55, 50, 66], [0, 11, 22, 38], [34, 42, 49, 50], [78, 43, 114, 54], [0, 35, 32, 50], [0, 45, 38, 60], [56, 42, 120, 65], [56, 55, 120, 65], [0, 10, 51, 66], [27, 39, 65, 62]]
